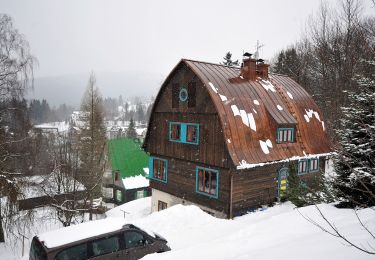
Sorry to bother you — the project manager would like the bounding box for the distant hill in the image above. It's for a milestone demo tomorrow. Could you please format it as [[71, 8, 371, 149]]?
[[27, 71, 163, 107]]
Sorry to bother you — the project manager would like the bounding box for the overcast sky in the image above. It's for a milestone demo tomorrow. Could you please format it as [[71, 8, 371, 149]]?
[[0, 0, 373, 102]]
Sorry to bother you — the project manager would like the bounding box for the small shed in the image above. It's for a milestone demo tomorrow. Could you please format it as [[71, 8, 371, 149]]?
[[103, 138, 151, 205]]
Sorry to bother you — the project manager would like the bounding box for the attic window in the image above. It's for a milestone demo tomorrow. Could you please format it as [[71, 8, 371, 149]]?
[[179, 87, 188, 102], [277, 128, 294, 143]]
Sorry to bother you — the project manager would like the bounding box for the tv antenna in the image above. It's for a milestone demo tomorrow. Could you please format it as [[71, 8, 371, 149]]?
[[254, 40, 264, 59]]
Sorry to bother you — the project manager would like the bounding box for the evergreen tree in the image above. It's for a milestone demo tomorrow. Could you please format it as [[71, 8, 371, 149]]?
[[285, 162, 307, 207], [127, 118, 137, 139], [78, 73, 107, 220], [334, 59, 375, 207], [221, 51, 239, 67]]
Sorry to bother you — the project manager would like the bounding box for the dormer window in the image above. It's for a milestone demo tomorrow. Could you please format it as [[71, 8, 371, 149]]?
[[277, 128, 294, 143]]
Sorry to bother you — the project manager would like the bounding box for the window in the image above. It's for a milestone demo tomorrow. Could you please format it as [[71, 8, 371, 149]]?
[[277, 128, 294, 143], [298, 158, 320, 175], [136, 190, 145, 199], [124, 231, 148, 249], [170, 123, 181, 141], [114, 171, 120, 181], [169, 122, 199, 145], [56, 243, 87, 260], [149, 157, 168, 183], [196, 167, 219, 198], [158, 200, 168, 211], [91, 236, 120, 257], [179, 87, 188, 102], [310, 158, 319, 172], [115, 190, 122, 202], [298, 160, 308, 174]]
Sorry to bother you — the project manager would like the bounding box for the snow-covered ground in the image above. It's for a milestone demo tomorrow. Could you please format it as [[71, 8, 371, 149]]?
[[1, 198, 374, 259]]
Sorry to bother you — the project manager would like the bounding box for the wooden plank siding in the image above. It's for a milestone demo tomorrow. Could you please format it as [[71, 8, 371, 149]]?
[[149, 156, 231, 216]]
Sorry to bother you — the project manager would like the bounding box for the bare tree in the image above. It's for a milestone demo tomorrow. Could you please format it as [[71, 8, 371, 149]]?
[[0, 14, 35, 242], [78, 73, 106, 220]]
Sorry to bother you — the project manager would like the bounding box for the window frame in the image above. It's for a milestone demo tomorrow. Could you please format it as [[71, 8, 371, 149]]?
[[195, 166, 219, 199], [309, 158, 319, 172], [179, 87, 188, 102], [276, 127, 295, 143], [298, 158, 320, 175], [298, 159, 308, 175], [168, 122, 200, 145], [148, 157, 168, 183], [158, 200, 168, 211]]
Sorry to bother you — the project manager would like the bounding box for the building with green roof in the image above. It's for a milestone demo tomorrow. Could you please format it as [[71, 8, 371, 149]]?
[[103, 138, 150, 204]]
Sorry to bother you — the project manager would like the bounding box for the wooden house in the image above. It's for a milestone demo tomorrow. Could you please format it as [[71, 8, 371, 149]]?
[[103, 138, 151, 205], [143, 57, 332, 218]]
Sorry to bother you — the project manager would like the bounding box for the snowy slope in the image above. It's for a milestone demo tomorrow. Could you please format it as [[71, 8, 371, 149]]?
[[3, 198, 374, 260], [130, 203, 375, 260]]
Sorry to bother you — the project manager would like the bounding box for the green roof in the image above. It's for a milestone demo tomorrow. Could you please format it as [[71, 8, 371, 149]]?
[[108, 138, 149, 179]]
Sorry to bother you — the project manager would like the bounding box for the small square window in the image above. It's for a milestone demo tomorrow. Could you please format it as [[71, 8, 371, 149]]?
[[158, 200, 168, 211], [277, 128, 294, 143], [196, 167, 219, 198], [149, 157, 168, 183]]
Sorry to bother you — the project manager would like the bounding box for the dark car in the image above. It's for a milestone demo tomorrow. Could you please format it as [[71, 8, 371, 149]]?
[[29, 221, 170, 260]]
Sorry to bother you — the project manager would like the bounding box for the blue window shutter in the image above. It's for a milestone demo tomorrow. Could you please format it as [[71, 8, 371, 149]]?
[[181, 123, 187, 143], [148, 157, 154, 178]]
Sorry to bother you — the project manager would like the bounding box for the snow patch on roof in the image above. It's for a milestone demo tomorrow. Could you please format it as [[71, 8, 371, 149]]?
[[239, 110, 256, 131], [259, 80, 276, 92], [231, 105, 240, 116], [122, 175, 149, 190], [219, 94, 228, 101], [208, 82, 218, 93], [259, 139, 273, 154], [277, 105, 283, 111], [253, 100, 260, 105], [304, 109, 321, 123], [227, 139, 231, 143], [237, 152, 334, 169], [287, 91, 294, 99], [253, 108, 257, 114], [322, 121, 325, 131]]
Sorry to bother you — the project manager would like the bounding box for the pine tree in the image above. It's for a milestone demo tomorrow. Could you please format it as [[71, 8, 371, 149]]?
[[127, 118, 137, 139], [333, 59, 375, 207], [221, 52, 239, 67], [285, 162, 307, 207], [78, 73, 107, 220]]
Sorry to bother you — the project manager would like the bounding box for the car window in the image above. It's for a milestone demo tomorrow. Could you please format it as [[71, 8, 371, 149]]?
[[30, 238, 47, 260], [55, 243, 87, 260], [91, 235, 120, 257], [124, 231, 146, 249]]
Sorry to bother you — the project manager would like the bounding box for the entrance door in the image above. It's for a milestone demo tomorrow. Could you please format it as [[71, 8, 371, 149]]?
[[278, 168, 289, 198]]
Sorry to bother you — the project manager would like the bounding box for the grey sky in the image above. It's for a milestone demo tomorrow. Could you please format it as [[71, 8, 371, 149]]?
[[0, 0, 373, 103]]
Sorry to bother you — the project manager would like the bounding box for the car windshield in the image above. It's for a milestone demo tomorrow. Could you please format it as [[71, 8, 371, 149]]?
[[30, 237, 47, 260]]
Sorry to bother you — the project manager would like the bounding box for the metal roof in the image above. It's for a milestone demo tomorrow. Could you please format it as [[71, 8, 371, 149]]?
[[145, 59, 332, 168]]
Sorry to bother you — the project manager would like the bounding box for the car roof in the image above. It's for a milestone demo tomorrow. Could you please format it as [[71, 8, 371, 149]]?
[[37, 218, 145, 249]]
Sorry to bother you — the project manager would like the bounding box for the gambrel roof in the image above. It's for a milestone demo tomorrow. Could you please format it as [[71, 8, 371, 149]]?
[[144, 59, 332, 169]]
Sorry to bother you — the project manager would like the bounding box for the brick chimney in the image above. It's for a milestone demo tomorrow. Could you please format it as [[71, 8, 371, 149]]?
[[256, 60, 269, 80], [240, 57, 257, 81]]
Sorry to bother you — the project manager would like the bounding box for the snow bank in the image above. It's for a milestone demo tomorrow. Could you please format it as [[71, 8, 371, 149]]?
[[105, 197, 151, 220]]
